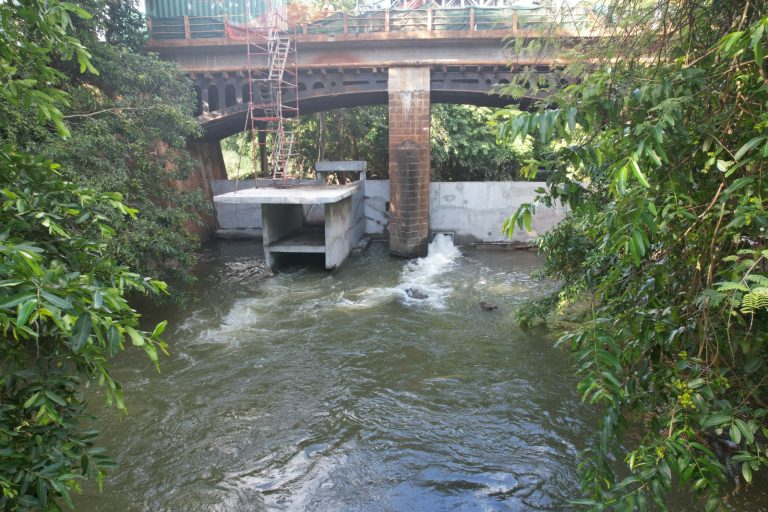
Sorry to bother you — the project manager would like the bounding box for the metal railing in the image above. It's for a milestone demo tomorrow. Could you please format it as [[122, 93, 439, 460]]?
[[147, 5, 594, 41]]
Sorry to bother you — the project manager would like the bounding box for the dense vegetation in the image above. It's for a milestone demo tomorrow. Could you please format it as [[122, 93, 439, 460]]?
[[288, 104, 530, 180], [501, 1, 768, 509], [0, 0, 198, 508]]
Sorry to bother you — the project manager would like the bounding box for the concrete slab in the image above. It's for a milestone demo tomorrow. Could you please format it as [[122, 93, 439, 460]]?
[[316, 161, 367, 172], [269, 227, 326, 253], [214, 184, 358, 205]]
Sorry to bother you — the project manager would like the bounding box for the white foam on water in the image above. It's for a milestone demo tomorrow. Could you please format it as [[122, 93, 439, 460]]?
[[397, 233, 462, 309]]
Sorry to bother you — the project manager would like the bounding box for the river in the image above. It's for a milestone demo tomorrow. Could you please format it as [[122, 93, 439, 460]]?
[[74, 238, 766, 511]]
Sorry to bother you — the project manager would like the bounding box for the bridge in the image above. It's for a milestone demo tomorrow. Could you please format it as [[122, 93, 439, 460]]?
[[147, 2, 595, 256]]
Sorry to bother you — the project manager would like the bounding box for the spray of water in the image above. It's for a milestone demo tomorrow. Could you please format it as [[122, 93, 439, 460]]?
[[354, 234, 462, 309]]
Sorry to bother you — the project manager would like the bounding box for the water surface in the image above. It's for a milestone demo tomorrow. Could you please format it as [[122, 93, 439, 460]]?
[[74, 239, 765, 511]]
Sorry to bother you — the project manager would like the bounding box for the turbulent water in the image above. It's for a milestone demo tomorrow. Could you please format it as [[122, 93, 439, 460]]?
[[74, 239, 767, 511]]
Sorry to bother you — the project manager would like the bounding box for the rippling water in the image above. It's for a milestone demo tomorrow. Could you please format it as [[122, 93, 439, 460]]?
[[74, 239, 766, 511]]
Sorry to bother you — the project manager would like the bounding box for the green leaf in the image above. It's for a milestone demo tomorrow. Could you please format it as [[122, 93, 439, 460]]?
[[107, 326, 121, 356], [734, 136, 766, 161], [43, 390, 67, 407], [735, 419, 754, 444], [0, 292, 37, 309], [730, 423, 742, 444], [23, 392, 41, 409], [125, 326, 145, 347], [16, 299, 38, 326], [152, 320, 167, 338], [742, 462, 753, 484], [629, 159, 650, 188], [751, 23, 764, 65], [70, 314, 92, 352], [40, 290, 73, 311], [701, 414, 731, 428]]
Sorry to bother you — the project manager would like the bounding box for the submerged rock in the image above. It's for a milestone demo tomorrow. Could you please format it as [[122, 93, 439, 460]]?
[[405, 288, 429, 300], [479, 301, 498, 311]]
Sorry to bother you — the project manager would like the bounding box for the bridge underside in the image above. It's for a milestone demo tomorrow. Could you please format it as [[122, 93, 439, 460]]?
[[190, 63, 568, 257], [194, 64, 566, 140]]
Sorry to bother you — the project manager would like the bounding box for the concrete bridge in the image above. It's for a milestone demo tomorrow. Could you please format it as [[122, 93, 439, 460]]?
[[148, 5, 592, 256]]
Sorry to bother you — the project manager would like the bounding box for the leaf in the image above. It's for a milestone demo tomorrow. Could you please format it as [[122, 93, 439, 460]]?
[[629, 159, 650, 188], [735, 419, 754, 444], [723, 176, 755, 196], [752, 23, 764, 65], [43, 390, 67, 407], [742, 462, 753, 484], [152, 320, 167, 338], [734, 136, 766, 161], [107, 326, 121, 356], [40, 290, 73, 311], [125, 326, 145, 346], [701, 414, 731, 428], [0, 292, 37, 309], [566, 107, 576, 131], [23, 392, 40, 409], [730, 423, 742, 444], [16, 299, 38, 326], [70, 314, 92, 352]]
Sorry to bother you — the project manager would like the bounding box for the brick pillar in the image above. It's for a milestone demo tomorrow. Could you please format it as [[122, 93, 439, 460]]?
[[388, 66, 431, 257]]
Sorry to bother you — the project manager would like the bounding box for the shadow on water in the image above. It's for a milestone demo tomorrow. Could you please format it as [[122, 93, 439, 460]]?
[[74, 238, 767, 511]]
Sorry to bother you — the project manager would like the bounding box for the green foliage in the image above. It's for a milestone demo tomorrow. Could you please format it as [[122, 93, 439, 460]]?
[[296, 107, 389, 178], [49, 43, 204, 282], [2, 2, 205, 283], [498, 2, 768, 509], [432, 104, 530, 181], [0, 0, 182, 507], [294, 104, 529, 181], [0, 149, 168, 509], [0, 0, 97, 138]]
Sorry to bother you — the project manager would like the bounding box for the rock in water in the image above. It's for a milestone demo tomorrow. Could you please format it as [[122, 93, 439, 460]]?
[[479, 301, 498, 311], [406, 288, 429, 300]]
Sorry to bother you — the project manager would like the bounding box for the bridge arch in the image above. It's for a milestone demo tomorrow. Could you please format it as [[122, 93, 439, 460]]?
[[193, 65, 569, 141]]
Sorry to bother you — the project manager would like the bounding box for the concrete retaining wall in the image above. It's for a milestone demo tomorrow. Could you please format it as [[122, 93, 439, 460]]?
[[213, 179, 567, 243]]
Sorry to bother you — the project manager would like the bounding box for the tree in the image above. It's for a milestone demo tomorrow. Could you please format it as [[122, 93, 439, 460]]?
[[1, 1, 169, 508], [431, 104, 530, 181], [2, 1, 205, 284], [499, 1, 768, 509]]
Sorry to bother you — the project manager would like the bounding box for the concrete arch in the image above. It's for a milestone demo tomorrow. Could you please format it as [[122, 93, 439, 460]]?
[[194, 65, 567, 140]]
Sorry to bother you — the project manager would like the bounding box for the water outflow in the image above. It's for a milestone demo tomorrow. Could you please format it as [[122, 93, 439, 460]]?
[[399, 233, 462, 308], [355, 233, 463, 309]]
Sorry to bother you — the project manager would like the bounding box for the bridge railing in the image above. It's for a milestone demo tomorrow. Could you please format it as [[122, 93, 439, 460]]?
[[147, 6, 595, 41]]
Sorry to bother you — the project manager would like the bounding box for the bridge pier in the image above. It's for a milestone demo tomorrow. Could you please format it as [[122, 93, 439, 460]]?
[[167, 139, 228, 239], [388, 66, 431, 258]]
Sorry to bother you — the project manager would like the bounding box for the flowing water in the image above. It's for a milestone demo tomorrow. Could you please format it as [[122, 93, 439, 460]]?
[[74, 238, 766, 511]]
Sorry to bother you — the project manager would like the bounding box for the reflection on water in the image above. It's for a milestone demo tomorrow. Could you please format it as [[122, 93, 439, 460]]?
[[74, 240, 766, 511]]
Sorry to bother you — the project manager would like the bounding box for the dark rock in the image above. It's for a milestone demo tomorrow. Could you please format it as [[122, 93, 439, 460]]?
[[479, 301, 498, 310], [406, 288, 429, 300]]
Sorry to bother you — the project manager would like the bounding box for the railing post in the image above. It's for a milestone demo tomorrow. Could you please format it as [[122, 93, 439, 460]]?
[[427, 8, 432, 31], [469, 7, 475, 31], [385, 9, 390, 32], [343, 13, 349, 34], [512, 11, 518, 36], [184, 15, 191, 40]]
